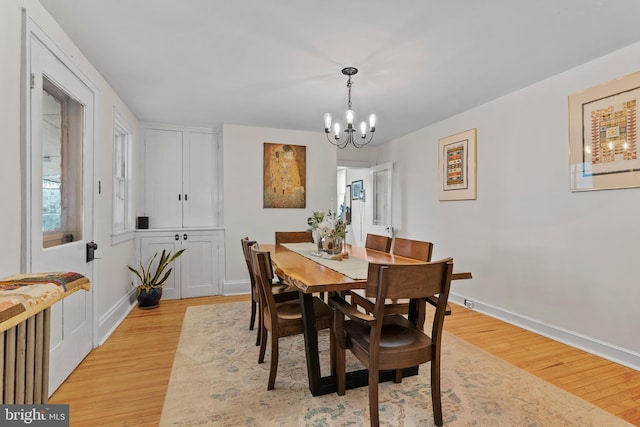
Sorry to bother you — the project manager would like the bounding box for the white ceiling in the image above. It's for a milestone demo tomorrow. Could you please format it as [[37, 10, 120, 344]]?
[[39, 0, 640, 145]]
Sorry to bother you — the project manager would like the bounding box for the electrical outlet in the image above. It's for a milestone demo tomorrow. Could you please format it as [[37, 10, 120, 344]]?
[[464, 299, 474, 309]]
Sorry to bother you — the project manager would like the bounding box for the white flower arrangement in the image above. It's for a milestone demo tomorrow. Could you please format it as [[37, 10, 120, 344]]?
[[307, 210, 346, 239]]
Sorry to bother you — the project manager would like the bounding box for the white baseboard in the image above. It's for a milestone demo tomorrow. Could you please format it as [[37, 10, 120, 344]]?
[[97, 288, 137, 346], [223, 279, 250, 296], [449, 292, 640, 371]]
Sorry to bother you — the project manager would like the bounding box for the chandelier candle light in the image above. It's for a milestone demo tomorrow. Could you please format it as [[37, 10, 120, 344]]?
[[324, 67, 376, 149]]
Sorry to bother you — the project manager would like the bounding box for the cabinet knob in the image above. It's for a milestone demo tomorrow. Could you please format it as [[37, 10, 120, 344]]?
[[178, 194, 181, 201], [184, 194, 188, 201], [183, 234, 188, 240], [175, 234, 179, 241]]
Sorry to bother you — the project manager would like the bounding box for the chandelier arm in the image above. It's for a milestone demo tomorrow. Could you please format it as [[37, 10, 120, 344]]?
[[351, 131, 375, 149], [325, 132, 349, 149]]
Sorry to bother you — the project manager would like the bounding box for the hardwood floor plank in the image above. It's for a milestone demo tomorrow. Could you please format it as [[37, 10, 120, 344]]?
[[49, 296, 638, 426]]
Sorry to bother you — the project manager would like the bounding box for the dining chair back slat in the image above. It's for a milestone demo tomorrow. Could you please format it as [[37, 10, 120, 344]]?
[[364, 234, 392, 253], [391, 237, 433, 262], [275, 231, 313, 245]]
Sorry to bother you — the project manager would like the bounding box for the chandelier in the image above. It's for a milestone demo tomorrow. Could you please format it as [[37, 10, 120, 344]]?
[[323, 67, 376, 149]]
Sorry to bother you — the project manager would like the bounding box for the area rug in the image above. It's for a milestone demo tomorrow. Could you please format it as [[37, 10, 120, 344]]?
[[160, 302, 631, 426]]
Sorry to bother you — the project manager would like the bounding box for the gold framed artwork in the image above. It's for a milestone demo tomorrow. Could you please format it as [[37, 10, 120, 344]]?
[[438, 128, 477, 201], [263, 142, 306, 208], [569, 70, 640, 192]]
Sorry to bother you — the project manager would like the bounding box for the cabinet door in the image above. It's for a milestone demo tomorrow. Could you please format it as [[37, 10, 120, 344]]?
[[139, 234, 182, 300], [144, 129, 183, 228], [180, 231, 221, 298], [182, 132, 218, 227]]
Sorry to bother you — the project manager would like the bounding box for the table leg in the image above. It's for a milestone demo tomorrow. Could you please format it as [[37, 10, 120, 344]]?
[[299, 292, 335, 396]]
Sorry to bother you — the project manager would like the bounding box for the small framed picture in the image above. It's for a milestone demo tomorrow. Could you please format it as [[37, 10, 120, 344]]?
[[438, 129, 477, 201], [351, 180, 363, 200]]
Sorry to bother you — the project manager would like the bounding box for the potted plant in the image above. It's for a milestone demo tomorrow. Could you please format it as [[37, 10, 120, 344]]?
[[128, 248, 186, 309]]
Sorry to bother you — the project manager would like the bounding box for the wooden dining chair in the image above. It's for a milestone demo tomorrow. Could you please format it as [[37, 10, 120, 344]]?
[[275, 230, 313, 245], [392, 237, 433, 261], [241, 237, 297, 345], [350, 237, 435, 315], [364, 233, 392, 253], [331, 258, 454, 427], [251, 246, 334, 390]]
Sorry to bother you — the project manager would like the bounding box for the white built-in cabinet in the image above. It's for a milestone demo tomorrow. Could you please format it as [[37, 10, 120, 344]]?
[[136, 229, 223, 299], [139, 125, 223, 299], [144, 127, 220, 228]]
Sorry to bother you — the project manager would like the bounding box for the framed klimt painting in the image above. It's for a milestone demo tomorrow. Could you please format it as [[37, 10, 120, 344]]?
[[568, 70, 640, 191], [263, 142, 306, 208], [438, 128, 477, 200]]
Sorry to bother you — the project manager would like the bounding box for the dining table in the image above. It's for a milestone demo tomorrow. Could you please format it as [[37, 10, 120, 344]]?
[[261, 242, 472, 396]]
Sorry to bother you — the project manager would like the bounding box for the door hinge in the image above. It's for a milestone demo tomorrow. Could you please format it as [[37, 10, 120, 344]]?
[[30, 73, 35, 89]]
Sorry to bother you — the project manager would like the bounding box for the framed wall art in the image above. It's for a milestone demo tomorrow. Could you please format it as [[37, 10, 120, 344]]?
[[568, 70, 640, 192], [438, 128, 477, 201], [344, 184, 352, 224], [351, 180, 363, 200], [263, 142, 306, 208]]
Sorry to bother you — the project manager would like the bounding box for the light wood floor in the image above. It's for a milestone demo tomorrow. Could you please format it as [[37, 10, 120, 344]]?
[[49, 295, 640, 426]]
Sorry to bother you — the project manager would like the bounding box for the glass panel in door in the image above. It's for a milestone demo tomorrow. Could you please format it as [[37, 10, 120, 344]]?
[[369, 163, 393, 237], [42, 77, 83, 248]]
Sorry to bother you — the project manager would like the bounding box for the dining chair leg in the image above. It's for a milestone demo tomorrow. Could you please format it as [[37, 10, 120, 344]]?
[[256, 307, 264, 345], [329, 329, 336, 378], [335, 345, 345, 396], [258, 326, 267, 364], [255, 300, 262, 346], [369, 367, 380, 427], [267, 334, 279, 390], [431, 358, 443, 426], [249, 297, 257, 331], [394, 369, 402, 383]]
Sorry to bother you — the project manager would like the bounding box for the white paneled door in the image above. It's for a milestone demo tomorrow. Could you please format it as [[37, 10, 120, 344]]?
[[369, 163, 394, 238], [28, 30, 95, 396]]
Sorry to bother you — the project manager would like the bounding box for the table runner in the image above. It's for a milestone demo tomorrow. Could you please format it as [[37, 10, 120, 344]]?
[[281, 242, 369, 280]]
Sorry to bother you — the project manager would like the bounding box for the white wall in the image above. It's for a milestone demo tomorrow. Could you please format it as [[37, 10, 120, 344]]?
[[0, 1, 24, 277], [1, 0, 140, 344], [222, 124, 337, 293], [377, 42, 640, 369]]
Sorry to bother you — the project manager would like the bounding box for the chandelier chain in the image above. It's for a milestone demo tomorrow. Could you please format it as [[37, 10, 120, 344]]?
[[347, 76, 353, 110]]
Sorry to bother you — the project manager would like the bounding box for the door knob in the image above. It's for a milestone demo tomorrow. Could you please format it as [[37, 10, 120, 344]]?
[[86, 241, 99, 262]]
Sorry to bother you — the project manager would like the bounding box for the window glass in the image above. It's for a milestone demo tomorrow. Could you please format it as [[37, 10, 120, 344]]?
[[113, 114, 133, 233], [42, 77, 83, 248]]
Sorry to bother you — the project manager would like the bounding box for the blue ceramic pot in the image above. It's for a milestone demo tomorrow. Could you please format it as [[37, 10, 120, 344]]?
[[137, 287, 163, 309]]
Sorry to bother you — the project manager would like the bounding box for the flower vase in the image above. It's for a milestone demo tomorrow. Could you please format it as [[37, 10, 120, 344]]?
[[312, 229, 322, 251], [320, 236, 342, 255]]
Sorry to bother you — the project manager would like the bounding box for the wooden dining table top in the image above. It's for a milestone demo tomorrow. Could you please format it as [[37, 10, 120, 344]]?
[[261, 243, 472, 294]]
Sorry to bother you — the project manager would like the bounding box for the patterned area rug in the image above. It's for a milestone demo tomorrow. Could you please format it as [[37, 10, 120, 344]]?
[[160, 302, 631, 426]]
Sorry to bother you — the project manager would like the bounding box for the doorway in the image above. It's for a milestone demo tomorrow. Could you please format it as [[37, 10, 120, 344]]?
[[337, 163, 393, 247]]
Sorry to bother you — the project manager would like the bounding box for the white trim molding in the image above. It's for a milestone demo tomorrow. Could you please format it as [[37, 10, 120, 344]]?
[[449, 292, 640, 371]]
